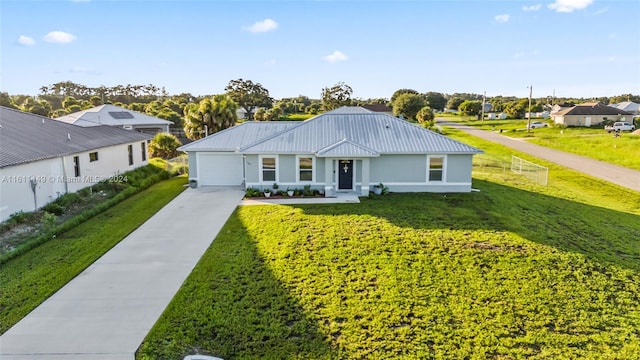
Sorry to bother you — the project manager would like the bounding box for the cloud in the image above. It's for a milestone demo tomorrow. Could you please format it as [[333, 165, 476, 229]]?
[[43, 31, 77, 44], [522, 4, 542, 11], [593, 7, 608, 16], [548, 0, 593, 13], [494, 14, 510, 23], [242, 19, 278, 33], [323, 50, 348, 63], [17, 35, 35, 46]]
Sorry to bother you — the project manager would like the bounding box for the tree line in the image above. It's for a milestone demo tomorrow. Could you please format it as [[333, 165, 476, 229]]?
[[2, 80, 638, 141]]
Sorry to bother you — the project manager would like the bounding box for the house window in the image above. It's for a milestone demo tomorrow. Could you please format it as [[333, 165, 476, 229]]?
[[141, 142, 146, 161], [89, 152, 99, 162], [260, 156, 277, 182], [298, 156, 314, 182], [128, 145, 134, 165], [73, 156, 80, 177], [428, 156, 445, 182]]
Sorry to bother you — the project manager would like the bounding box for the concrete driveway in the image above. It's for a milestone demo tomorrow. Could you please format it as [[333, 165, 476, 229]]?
[[0, 186, 244, 360], [438, 119, 640, 193]]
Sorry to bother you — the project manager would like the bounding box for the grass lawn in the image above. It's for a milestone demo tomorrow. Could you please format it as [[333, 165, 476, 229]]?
[[138, 139, 640, 358], [438, 115, 640, 171], [0, 176, 187, 334]]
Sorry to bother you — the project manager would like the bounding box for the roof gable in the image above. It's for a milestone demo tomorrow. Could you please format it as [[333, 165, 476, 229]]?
[[0, 106, 151, 168], [316, 139, 379, 157]]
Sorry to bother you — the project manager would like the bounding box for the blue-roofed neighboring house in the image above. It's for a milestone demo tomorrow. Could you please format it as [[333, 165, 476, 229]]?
[[178, 106, 483, 195]]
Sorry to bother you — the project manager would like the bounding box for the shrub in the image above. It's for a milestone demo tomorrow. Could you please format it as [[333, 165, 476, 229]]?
[[41, 203, 64, 216], [148, 133, 182, 159], [245, 188, 261, 198]]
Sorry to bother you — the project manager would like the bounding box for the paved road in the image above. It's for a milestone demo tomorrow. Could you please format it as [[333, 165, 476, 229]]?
[[438, 119, 640, 193], [0, 187, 244, 360]]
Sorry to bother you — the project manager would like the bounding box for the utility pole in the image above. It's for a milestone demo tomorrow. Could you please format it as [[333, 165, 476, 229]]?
[[481, 91, 486, 122], [527, 85, 533, 133]]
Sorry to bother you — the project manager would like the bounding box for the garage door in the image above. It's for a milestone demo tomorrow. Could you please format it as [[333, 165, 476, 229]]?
[[198, 153, 243, 186]]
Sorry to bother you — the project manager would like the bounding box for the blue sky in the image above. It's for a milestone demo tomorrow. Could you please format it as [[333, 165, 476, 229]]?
[[1, 0, 639, 100]]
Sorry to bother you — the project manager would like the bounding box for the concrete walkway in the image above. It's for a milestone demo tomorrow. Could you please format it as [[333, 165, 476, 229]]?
[[438, 119, 640, 193], [0, 186, 244, 360]]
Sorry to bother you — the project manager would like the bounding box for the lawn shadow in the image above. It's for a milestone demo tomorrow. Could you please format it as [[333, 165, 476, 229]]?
[[294, 179, 640, 273], [137, 210, 337, 359]]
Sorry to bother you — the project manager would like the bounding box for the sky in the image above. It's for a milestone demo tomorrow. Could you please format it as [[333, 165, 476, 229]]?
[[1, 0, 639, 100]]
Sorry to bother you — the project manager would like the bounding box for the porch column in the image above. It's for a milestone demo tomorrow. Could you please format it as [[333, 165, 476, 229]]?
[[324, 158, 334, 197], [361, 158, 370, 196]]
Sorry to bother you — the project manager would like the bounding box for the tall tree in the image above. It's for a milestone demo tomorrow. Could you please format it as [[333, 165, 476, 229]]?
[[183, 95, 239, 140], [458, 100, 483, 117], [321, 82, 353, 111], [390, 89, 419, 106], [225, 79, 272, 120], [393, 93, 426, 120], [425, 92, 446, 111]]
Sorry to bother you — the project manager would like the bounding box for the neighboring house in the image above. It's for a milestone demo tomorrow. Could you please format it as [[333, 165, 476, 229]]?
[[525, 111, 550, 119], [179, 106, 482, 195], [550, 103, 575, 115], [236, 108, 248, 119], [551, 102, 634, 127], [55, 104, 173, 134], [362, 104, 393, 115], [611, 101, 640, 115], [485, 112, 508, 120], [0, 107, 151, 221]]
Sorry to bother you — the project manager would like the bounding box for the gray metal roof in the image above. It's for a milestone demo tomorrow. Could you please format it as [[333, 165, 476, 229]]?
[[178, 121, 299, 152], [55, 104, 173, 127], [178, 107, 482, 156], [241, 110, 482, 155], [0, 106, 152, 168]]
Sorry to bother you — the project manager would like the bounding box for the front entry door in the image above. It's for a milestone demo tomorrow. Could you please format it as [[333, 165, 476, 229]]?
[[338, 160, 353, 190]]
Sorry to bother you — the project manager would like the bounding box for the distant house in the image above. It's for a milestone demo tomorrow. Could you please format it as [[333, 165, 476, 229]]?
[[179, 107, 482, 195], [525, 111, 550, 119], [55, 104, 173, 134], [0, 107, 151, 221], [550, 103, 575, 115], [611, 101, 639, 116], [485, 113, 497, 120], [551, 102, 633, 127], [362, 104, 393, 115]]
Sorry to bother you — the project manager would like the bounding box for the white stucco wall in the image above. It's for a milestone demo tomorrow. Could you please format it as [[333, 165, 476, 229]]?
[[0, 141, 149, 222]]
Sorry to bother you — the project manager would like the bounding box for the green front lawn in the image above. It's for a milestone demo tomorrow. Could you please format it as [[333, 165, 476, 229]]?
[[139, 159, 640, 358], [0, 176, 187, 334]]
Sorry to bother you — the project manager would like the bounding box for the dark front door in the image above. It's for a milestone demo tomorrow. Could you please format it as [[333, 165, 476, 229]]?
[[338, 160, 353, 190]]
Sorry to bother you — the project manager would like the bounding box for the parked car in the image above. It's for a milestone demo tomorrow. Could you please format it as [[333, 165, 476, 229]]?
[[527, 121, 548, 129], [605, 122, 635, 133]]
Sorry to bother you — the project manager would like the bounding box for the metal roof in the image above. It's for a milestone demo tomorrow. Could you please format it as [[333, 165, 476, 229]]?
[[316, 139, 379, 157], [0, 106, 152, 168], [178, 121, 299, 152], [55, 104, 174, 127], [178, 107, 482, 156]]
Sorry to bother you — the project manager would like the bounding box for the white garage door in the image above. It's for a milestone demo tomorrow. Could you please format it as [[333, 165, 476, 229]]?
[[198, 153, 243, 186]]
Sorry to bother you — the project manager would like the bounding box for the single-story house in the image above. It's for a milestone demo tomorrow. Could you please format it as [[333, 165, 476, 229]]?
[[0, 106, 152, 221], [179, 106, 483, 195], [551, 102, 634, 127], [550, 103, 575, 115], [55, 104, 173, 134]]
